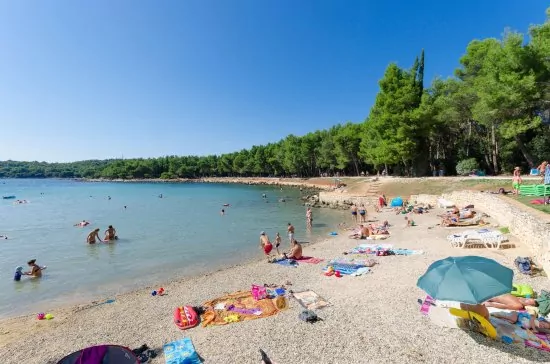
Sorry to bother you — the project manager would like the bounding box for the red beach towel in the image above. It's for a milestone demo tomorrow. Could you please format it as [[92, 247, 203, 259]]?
[[297, 256, 324, 264]]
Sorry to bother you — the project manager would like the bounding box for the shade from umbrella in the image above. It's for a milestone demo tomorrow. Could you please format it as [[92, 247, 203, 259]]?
[[416, 256, 513, 304]]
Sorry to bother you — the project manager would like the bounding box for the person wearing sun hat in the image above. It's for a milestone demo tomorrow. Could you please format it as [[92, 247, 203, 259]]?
[[259, 231, 273, 257]]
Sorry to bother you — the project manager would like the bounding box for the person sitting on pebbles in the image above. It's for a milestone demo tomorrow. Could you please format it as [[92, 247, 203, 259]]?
[[283, 238, 303, 260], [349, 225, 369, 239]]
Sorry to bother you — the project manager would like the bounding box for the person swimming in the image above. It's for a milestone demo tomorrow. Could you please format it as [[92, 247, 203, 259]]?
[[220, 209, 225, 216], [104, 225, 117, 241], [74, 220, 90, 227], [87, 228, 102, 244], [23, 259, 44, 278]]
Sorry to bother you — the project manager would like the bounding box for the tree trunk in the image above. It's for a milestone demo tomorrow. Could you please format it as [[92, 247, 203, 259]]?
[[515, 135, 535, 168], [491, 123, 498, 175], [352, 157, 359, 176]]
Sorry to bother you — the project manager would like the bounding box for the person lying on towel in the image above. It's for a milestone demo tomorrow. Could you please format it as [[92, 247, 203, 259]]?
[[348, 225, 369, 239]]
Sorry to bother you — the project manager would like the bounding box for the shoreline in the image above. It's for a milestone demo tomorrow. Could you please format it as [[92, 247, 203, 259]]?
[[2, 201, 549, 363]]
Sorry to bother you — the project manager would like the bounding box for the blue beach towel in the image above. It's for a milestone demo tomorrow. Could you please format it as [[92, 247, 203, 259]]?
[[545, 165, 550, 185], [164, 337, 202, 364], [274, 259, 298, 268], [325, 263, 366, 275]]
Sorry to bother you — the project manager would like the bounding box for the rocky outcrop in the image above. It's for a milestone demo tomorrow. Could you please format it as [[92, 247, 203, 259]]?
[[317, 191, 378, 210]]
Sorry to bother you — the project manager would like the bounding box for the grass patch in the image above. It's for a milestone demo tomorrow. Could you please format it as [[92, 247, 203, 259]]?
[[499, 227, 510, 234], [514, 195, 550, 214]]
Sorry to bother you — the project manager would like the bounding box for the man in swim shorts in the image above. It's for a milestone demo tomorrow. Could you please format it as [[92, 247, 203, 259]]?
[[350, 204, 358, 223], [284, 239, 303, 260], [87, 228, 102, 244], [260, 232, 273, 257], [287, 223, 295, 245]]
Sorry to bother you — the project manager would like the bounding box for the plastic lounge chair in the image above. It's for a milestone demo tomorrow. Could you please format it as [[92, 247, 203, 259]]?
[[438, 198, 455, 208], [447, 229, 506, 249]]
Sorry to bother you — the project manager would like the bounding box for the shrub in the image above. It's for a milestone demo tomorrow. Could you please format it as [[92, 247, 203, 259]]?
[[456, 158, 479, 176]]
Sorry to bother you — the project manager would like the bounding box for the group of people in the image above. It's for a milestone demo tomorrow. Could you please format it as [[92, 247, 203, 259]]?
[[14, 259, 45, 280], [86, 225, 118, 244], [350, 204, 369, 223], [440, 206, 476, 226], [259, 222, 303, 261], [348, 221, 390, 239]]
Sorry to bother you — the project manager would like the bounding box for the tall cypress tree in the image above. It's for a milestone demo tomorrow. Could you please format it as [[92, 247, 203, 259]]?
[[418, 49, 425, 97]]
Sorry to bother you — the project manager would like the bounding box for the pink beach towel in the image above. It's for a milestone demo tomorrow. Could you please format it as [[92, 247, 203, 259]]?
[[530, 199, 545, 205], [297, 256, 324, 264], [420, 296, 435, 316]]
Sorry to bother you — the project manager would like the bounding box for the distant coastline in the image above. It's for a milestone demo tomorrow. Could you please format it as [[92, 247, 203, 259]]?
[[78, 176, 337, 191]]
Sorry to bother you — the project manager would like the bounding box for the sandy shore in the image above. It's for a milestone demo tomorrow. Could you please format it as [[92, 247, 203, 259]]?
[[1, 207, 548, 364]]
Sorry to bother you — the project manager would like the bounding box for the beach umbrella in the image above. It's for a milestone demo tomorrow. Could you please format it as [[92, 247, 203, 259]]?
[[416, 256, 513, 304]]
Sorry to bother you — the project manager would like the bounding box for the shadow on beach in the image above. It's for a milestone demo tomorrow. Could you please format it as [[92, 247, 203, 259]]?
[[463, 331, 550, 362]]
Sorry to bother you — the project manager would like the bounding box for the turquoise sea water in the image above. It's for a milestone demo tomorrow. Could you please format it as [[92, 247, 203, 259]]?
[[0, 179, 344, 318]]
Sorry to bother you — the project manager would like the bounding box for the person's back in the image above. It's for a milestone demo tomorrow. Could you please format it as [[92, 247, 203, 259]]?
[[290, 241, 303, 259]]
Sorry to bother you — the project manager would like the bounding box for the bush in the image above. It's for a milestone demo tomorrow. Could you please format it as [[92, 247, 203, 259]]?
[[456, 158, 479, 176]]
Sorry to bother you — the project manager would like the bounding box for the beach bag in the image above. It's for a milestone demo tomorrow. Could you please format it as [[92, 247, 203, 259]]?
[[514, 257, 532, 275], [57, 345, 139, 364], [251, 284, 267, 300], [299, 310, 321, 323], [510, 284, 534, 298], [173, 306, 199, 330], [164, 337, 202, 364]]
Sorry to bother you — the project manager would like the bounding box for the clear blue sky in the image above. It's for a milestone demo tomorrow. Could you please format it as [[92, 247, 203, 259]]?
[[1, 1, 547, 162]]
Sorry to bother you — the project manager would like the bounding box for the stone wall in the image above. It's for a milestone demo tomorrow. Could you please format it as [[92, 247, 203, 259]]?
[[412, 191, 550, 276], [317, 191, 377, 209]]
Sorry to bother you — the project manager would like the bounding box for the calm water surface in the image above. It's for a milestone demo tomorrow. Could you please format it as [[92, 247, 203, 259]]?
[[0, 179, 344, 317]]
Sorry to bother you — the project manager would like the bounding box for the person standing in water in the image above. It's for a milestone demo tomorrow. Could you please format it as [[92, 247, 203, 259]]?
[[87, 228, 102, 244], [287, 223, 295, 246], [23, 259, 43, 278], [306, 207, 313, 228], [220, 209, 225, 216], [104, 225, 117, 241]]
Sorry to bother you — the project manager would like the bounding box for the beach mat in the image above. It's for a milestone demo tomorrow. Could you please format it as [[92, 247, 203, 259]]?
[[291, 290, 329, 310], [274, 259, 298, 267], [164, 337, 202, 364], [200, 290, 287, 327], [297, 256, 324, 264]]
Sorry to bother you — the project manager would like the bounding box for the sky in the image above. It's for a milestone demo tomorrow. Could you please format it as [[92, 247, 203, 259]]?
[[0, 1, 548, 162]]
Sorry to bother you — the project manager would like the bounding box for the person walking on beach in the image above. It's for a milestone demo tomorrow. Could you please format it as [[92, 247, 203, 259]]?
[[87, 228, 102, 244], [274, 232, 282, 254], [350, 204, 358, 223], [259, 231, 273, 258], [287, 223, 295, 245], [512, 167, 522, 195], [306, 207, 313, 228]]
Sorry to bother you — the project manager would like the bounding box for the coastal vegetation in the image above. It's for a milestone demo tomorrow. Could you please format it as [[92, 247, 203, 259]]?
[[1, 9, 549, 180]]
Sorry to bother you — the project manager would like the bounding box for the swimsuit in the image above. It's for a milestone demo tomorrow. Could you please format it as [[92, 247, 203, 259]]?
[[359, 210, 366, 215], [351, 211, 357, 215], [264, 243, 273, 255]]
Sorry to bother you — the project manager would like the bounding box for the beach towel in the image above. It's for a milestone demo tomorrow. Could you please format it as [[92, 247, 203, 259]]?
[[530, 199, 545, 204], [391, 248, 424, 256], [545, 165, 550, 185], [297, 256, 324, 264], [200, 290, 287, 327], [274, 259, 298, 268], [163, 337, 202, 364], [329, 258, 377, 267], [324, 263, 365, 275], [349, 267, 371, 276], [490, 316, 550, 351], [291, 290, 329, 310]]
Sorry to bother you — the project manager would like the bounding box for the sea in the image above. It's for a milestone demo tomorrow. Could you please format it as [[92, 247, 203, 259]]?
[[0, 179, 345, 318]]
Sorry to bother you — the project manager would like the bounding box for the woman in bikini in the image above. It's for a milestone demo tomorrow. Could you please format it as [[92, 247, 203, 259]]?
[[359, 204, 367, 223], [23, 259, 44, 278]]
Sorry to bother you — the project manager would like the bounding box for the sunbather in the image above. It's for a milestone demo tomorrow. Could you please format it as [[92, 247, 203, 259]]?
[[283, 239, 303, 260], [483, 293, 537, 311], [349, 225, 369, 239], [460, 303, 490, 321], [492, 311, 550, 334]]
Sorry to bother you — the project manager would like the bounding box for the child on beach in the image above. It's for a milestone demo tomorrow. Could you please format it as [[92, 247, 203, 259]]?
[[405, 217, 415, 227], [274, 232, 281, 254]]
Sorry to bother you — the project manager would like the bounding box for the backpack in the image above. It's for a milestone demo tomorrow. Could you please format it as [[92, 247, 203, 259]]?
[[299, 310, 321, 323]]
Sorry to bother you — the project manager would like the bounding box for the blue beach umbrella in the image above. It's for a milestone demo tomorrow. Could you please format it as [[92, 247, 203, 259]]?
[[416, 256, 513, 304]]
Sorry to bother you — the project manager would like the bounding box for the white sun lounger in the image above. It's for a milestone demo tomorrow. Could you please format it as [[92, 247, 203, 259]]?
[[447, 229, 510, 249], [438, 198, 455, 208]]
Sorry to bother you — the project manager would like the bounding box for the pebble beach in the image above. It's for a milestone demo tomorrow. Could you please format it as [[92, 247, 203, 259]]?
[[0, 205, 548, 364]]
